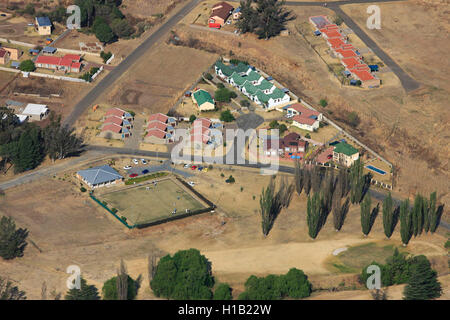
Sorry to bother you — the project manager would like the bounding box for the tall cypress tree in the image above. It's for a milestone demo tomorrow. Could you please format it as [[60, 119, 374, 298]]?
[[422, 197, 430, 233], [382, 192, 395, 238], [15, 126, 43, 173], [428, 192, 439, 233], [400, 199, 413, 246], [412, 194, 424, 236], [360, 193, 372, 236], [307, 192, 321, 239], [403, 255, 441, 300]]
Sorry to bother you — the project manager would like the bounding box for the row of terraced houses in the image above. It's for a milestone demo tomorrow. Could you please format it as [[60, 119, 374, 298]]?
[[214, 61, 291, 110], [309, 15, 381, 89]]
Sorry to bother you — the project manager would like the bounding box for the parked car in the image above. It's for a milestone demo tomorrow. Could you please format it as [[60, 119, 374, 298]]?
[[129, 173, 138, 178], [327, 154, 333, 160], [184, 164, 190, 168], [197, 166, 204, 171], [123, 165, 132, 170], [27, 23, 34, 26], [188, 181, 195, 187], [191, 165, 197, 170], [142, 169, 149, 174], [141, 159, 147, 164], [202, 168, 209, 172], [286, 113, 294, 118], [226, 20, 232, 25], [133, 159, 139, 165]]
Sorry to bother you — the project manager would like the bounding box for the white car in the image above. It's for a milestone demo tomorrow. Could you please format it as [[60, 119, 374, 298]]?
[[141, 159, 147, 164], [184, 164, 190, 169], [133, 159, 139, 165], [188, 181, 195, 187], [123, 165, 132, 170]]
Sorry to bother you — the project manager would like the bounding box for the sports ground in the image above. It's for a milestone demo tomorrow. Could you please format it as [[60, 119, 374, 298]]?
[[97, 178, 207, 225]]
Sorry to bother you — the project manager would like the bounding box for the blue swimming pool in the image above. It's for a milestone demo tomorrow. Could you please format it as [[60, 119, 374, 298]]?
[[366, 165, 386, 175]]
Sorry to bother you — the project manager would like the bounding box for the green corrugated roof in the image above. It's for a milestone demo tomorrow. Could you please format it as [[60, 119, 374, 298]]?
[[268, 87, 286, 100], [231, 73, 246, 86], [255, 91, 270, 103], [255, 79, 274, 91], [244, 70, 262, 82], [233, 62, 251, 74], [193, 89, 214, 106], [333, 142, 358, 156], [215, 61, 234, 77], [243, 82, 258, 95]]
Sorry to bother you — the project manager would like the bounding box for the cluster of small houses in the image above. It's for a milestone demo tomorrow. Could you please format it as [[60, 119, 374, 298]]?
[[262, 128, 359, 167], [208, 2, 241, 29], [99, 107, 223, 147], [3, 100, 50, 123], [309, 15, 381, 88], [214, 60, 291, 111], [0, 44, 22, 66]]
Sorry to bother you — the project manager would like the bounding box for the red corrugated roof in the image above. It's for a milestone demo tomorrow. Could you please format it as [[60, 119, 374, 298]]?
[[71, 62, 81, 69], [63, 54, 81, 62], [148, 113, 168, 123], [352, 69, 375, 81], [336, 49, 357, 58], [104, 116, 123, 126], [341, 57, 361, 69], [327, 38, 345, 49], [292, 115, 317, 126], [105, 108, 125, 118], [102, 123, 122, 133], [36, 55, 61, 65], [288, 103, 320, 118], [147, 128, 167, 139], [147, 121, 167, 131]]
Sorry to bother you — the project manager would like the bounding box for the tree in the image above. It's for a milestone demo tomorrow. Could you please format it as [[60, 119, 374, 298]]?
[[117, 259, 128, 300], [220, 110, 235, 122], [403, 255, 441, 300], [347, 111, 360, 128], [260, 177, 276, 236], [100, 51, 113, 63], [332, 195, 349, 231], [65, 277, 100, 300], [412, 194, 424, 236], [111, 18, 134, 38], [236, 0, 258, 34], [400, 199, 413, 246], [307, 192, 322, 239], [319, 99, 328, 107], [214, 88, 234, 102], [0, 277, 26, 300], [360, 193, 372, 236], [0, 216, 28, 260], [382, 192, 396, 239], [239, 268, 311, 300], [213, 283, 232, 300], [150, 249, 214, 300], [189, 114, 197, 123], [19, 60, 35, 72], [43, 115, 83, 161], [254, 0, 294, 39], [278, 124, 287, 134], [293, 160, 303, 195], [102, 275, 136, 300], [93, 18, 115, 43]]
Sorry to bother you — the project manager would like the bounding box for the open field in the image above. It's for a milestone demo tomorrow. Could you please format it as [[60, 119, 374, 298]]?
[[87, 42, 218, 120], [0, 160, 448, 299], [96, 177, 207, 225]]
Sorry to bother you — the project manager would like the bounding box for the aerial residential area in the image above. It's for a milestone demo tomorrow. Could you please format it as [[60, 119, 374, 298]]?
[[0, 0, 448, 309]]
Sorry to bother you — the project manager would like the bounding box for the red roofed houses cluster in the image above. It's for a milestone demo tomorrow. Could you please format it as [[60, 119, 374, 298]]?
[[144, 113, 177, 144], [35, 54, 82, 73], [309, 16, 380, 89], [99, 107, 134, 140]]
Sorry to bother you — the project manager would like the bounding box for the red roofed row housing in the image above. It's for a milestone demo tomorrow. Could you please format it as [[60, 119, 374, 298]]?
[[100, 107, 134, 140], [190, 118, 223, 147], [144, 113, 177, 144], [309, 16, 380, 88], [35, 54, 82, 73]]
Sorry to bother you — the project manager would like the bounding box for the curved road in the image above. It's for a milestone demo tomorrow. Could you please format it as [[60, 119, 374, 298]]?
[[63, 0, 201, 127]]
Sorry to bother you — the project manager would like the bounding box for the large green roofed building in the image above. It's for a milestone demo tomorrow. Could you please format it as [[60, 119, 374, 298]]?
[[192, 89, 215, 111], [215, 61, 234, 77], [333, 142, 358, 156]]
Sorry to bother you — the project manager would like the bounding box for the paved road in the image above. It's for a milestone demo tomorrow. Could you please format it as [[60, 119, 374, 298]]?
[[285, 0, 420, 92], [62, 0, 201, 127]]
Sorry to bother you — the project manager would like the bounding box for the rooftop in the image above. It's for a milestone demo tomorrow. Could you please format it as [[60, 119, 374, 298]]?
[[77, 165, 123, 185], [22, 103, 48, 116], [36, 16, 52, 27]]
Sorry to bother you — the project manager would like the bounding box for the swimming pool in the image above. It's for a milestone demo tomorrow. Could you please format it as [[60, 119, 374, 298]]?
[[366, 165, 386, 175]]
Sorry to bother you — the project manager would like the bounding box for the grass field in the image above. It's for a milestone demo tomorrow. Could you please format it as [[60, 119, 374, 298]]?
[[97, 178, 206, 225], [325, 242, 407, 274]]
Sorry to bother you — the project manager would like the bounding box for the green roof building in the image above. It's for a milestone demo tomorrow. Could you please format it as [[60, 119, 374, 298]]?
[[230, 73, 246, 87], [244, 70, 262, 83], [215, 61, 234, 78], [192, 89, 215, 111], [255, 79, 274, 92], [232, 62, 251, 74], [333, 142, 360, 167]]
